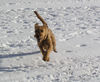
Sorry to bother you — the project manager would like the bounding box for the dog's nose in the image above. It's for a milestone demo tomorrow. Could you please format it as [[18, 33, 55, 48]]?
[[37, 35, 40, 38]]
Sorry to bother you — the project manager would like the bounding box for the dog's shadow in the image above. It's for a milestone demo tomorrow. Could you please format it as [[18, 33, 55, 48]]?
[[0, 51, 40, 72], [0, 51, 40, 59]]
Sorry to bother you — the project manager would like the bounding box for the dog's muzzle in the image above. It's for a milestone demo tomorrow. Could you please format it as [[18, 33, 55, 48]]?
[[35, 35, 41, 42]]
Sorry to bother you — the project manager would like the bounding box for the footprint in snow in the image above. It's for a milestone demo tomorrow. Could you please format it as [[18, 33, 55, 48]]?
[[6, 30, 14, 33], [80, 44, 87, 47], [66, 50, 73, 53], [76, 44, 87, 47], [8, 3, 16, 5], [93, 37, 100, 43], [94, 37, 100, 41]]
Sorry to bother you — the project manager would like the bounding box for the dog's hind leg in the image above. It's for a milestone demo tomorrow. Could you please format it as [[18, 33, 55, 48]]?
[[51, 33, 57, 53]]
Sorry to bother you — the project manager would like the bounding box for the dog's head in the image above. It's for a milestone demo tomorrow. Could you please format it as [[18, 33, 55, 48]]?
[[34, 23, 48, 42]]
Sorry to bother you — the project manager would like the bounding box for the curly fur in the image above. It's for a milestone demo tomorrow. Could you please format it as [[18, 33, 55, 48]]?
[[34, 11, 57, 61]]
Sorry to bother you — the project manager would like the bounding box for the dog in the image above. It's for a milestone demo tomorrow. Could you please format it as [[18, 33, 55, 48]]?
[[34, 11, 57, 61]]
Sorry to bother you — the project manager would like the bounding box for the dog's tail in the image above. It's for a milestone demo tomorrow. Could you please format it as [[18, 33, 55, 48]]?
[[34, 11, 47, 25]]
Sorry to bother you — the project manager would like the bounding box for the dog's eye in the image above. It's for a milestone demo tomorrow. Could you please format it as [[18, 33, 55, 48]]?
[[40, 30, 43, 32]]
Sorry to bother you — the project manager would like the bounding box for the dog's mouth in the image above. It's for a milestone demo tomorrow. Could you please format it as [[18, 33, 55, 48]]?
[[34, 34, 43, 42], [37, 38, 41, 42], [36, 36, 42, 42]]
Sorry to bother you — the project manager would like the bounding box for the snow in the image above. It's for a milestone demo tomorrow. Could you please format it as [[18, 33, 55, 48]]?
[[0, 0, 100, 82]]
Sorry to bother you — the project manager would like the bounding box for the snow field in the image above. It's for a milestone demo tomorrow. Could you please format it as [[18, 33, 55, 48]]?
[[0, 0, 100, 82]]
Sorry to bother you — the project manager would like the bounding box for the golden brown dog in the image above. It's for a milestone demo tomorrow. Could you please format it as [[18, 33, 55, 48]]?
[[34, 11, 57, 61]]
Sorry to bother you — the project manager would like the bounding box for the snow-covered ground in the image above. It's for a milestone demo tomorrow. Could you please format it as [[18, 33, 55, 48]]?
[[0, 0, 100, 82]]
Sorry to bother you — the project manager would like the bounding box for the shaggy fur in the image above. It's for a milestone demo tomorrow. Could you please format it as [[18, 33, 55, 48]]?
[[34, 11, 57, 61]]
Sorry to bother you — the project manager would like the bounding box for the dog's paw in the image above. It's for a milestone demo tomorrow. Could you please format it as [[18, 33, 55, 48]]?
[[54, 49, 57, 53], [43, 56, 50, 62]]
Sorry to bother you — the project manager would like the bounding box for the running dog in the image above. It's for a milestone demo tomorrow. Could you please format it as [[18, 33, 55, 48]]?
[[34, 11, 57, 61]]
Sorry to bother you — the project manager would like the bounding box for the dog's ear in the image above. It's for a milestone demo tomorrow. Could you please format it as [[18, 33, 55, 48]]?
[[34, 23, 39, 29], [43, 24, 48, 29]]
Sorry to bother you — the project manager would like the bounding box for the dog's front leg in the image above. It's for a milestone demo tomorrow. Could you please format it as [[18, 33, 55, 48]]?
[[43, 50, 51, 61], [39, 46, 45, 56], [43, 43, 52, 61]]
